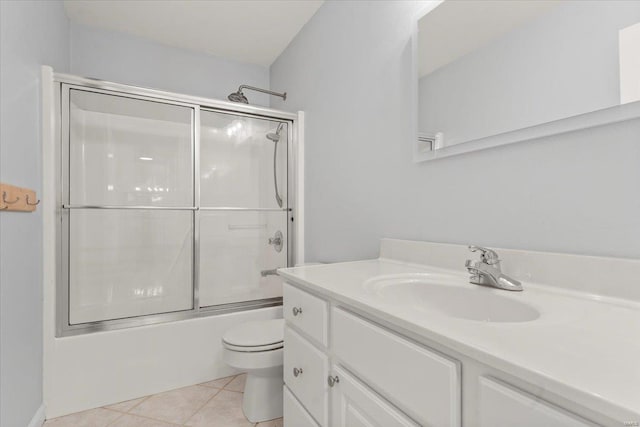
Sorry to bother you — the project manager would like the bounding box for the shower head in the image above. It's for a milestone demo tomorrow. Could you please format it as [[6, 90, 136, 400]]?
[[227, 85, 287, 105], [266, 123, 285, 142], [227, 90, 249, 104]]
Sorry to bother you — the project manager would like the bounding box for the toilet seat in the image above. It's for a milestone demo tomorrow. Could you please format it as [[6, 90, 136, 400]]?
[[223, 319, 284, 353], [223, 341, 283, 352]]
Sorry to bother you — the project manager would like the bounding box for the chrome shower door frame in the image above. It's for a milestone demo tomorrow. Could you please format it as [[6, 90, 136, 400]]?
[[55, 73, 299, 337]]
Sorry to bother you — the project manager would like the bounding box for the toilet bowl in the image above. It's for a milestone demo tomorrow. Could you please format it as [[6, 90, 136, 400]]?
[[222, 319, 284, 423]]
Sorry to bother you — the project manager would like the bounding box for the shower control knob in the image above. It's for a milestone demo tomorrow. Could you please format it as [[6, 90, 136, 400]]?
[[328, 375, 340, 387], [293, 367, 303, 377], [292, 307, 303, 316], [268, 230, 284, 253], [268, 236, 281, 245]]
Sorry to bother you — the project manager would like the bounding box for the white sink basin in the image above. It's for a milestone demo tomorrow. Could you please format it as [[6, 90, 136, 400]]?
[[363, 274, 540, 323]]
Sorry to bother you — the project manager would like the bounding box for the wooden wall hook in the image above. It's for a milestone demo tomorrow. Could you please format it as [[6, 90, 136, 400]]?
[[0, 183, 39, 212]]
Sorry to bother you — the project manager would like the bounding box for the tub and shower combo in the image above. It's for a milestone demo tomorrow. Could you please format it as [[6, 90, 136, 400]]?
[[42, 68, 301, 419]]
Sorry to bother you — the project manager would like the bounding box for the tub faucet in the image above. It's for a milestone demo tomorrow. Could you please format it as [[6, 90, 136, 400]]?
[[261, 268, 279, 277], [465, 245, 523, 291]]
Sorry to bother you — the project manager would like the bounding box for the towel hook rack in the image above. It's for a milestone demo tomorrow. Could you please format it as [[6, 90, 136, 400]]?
[[25, 195, 40, 206], [2, 191, 19, 204]]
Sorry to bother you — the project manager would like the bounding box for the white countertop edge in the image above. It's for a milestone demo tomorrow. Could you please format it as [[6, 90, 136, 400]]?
[[278, 262, 639, 422]]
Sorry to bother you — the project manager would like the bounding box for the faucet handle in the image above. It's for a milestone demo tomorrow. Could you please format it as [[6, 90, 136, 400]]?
[[468, 245, 500, 265]]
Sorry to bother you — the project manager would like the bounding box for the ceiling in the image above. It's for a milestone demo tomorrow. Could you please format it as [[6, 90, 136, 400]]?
[[64, 0, 324, 67], [419, 0, 562, 77]]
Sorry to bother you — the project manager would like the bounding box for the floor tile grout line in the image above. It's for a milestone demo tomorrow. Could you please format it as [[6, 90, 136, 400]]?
[[109, 386, 219, 426], [222, 389, 244, 394], [104, 409, 126, 427], [99, 408, 126, 427], [222, 373, 246, 393], [181, 385, 226, 426], [200, 373, 238, 389], [128, 384, 225, 425], [124, 394, 151, 414], [44, 407, 124, 426], [105, 408, 182, 426], [101, 394, 150, 415]]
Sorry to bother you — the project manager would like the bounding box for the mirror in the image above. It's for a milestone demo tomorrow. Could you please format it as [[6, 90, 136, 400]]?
[[417, 0, 640, 157]]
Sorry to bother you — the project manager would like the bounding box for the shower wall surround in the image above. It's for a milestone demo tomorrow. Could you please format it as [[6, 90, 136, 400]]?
[[270, 0, 640, 262]]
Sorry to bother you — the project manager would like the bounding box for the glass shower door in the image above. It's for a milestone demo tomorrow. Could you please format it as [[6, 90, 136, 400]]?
[[66, 89, 195, 325], [199, 110, 288, 307]]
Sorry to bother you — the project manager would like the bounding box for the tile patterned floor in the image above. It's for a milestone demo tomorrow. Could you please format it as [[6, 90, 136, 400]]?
[[44, 374, 283, 427]]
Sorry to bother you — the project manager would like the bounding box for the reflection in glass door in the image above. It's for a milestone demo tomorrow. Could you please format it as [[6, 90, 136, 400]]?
[[199, 110, 288, 307]]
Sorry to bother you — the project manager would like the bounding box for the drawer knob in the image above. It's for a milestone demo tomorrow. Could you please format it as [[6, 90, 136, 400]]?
[[293, 367, 303, 377], [292, 307, 303, 316], [328, 375, 340, 387]]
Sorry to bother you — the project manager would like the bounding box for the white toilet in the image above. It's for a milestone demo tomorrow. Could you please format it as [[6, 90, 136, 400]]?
[[222, 319, 284, 423]]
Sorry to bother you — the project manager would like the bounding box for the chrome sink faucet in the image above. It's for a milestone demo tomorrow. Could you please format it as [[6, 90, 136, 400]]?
[[465, 245, 523, 291]]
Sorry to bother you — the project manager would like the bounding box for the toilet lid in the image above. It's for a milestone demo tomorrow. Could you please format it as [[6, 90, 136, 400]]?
[[223, 319, 284, 351]]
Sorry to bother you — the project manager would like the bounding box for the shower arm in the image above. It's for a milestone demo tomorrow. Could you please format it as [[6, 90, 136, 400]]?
[[237, 85, 287, 101]]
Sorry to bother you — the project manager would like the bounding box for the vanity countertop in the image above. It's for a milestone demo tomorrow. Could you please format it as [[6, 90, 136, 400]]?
[[279, 257, 640, 422]]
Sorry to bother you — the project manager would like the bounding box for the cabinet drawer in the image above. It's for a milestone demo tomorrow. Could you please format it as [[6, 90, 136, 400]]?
[[479, 377, 595, 427], [283, 282, 328, 346], [284, 326, 329, 426], [332, 308, 461, 427], [284, 386, 320, 427]]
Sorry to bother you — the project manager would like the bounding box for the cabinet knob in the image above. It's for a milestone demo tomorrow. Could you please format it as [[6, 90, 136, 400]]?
[[293, 367, 303, 377], [328, 375, 340, 387], [292, 307, 303, 316]]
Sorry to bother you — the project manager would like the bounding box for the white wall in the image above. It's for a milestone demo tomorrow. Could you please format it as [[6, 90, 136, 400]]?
[[0, 1, 69, 426], [70, 22, 271, 107], [270, 0, 640, 262], [419, 1, 640, 145]]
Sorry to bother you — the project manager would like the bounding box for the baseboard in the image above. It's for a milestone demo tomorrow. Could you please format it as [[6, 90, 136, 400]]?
[[27, 404, 46, 427]]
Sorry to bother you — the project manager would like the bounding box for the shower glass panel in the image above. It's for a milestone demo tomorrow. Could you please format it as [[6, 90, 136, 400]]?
[[59, 79, 294, 336], [69, 210, 193, 324], [199, 110, 288, 308], [200, 111, 287, 208], [68, 90, 193, 206], [67, 89, 194, 325], [199, 211, 287, 307]]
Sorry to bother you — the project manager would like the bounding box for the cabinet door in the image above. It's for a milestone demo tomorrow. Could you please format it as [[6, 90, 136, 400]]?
[[331, 366, 419, 427], [332, 307, 460, 426], [284, 386, 320, 427], [479, 377, 595, 427]]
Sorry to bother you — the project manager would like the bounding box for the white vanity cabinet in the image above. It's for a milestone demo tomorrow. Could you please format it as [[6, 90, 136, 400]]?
[[283, 282, 461, 427], [283, 281, 607, 427]]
